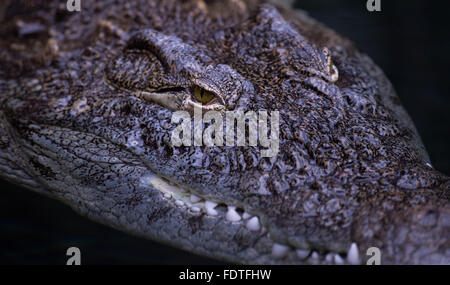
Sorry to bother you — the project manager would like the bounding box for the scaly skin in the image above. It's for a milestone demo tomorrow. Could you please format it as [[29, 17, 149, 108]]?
[[0, 0, 448, 264]]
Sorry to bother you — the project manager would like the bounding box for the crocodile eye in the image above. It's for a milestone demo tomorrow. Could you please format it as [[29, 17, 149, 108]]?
[[194, 86, 215, 104]]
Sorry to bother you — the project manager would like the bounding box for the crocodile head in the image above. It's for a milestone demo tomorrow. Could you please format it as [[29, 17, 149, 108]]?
[[0, 0, 448, 264]]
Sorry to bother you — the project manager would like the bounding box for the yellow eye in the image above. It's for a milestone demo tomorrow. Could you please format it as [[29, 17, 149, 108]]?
[[194, 86, 215, 104]]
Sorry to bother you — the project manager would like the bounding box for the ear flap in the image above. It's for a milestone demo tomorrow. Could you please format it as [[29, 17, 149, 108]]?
[[248, 4, 338, 83]]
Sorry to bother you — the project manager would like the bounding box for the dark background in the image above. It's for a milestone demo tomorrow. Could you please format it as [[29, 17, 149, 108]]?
[[0, 0, 449, 264]]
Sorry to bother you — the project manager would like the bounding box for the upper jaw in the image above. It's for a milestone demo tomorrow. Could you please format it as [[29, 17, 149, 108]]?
[[5, 103, 445, 265], [5, 86, 446, 265]]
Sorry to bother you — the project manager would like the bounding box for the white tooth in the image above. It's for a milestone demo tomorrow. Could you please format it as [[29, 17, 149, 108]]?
[[205, 200, 218, 216], [272, 243, 289, 259], [190, 194, 202, 203], [334, 254, 344, 265], [426, 162, 433, 168], [310, 251, 319, 261], [246, 216, 260, 231], [295, 249, 310, 259], [347, 243, 360, 265], [325, 253, 333, 262], [191, 206, 201, 212], [163, 193, 172, 199], [242, 212, 251, 219], [175, 200, 184, 207], [226, 206, 241, 222]]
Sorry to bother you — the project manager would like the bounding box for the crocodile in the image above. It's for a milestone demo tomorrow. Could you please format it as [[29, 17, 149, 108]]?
[[0, 0, 448, 265]]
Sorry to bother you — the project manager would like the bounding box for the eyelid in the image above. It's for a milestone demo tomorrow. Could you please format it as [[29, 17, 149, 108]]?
[[125, 32, 164, 61]]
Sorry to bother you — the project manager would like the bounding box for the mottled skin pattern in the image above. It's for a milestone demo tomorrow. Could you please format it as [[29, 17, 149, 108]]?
[[0, 0, 449, 264]]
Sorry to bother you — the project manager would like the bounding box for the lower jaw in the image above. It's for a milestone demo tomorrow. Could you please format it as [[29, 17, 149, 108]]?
[[140, 174, 362, 265]]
